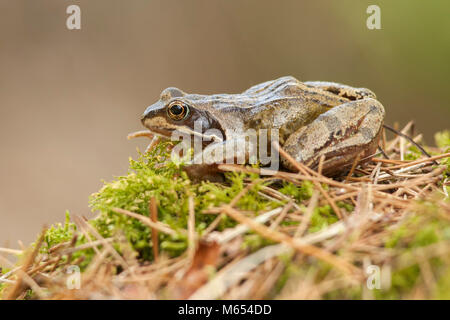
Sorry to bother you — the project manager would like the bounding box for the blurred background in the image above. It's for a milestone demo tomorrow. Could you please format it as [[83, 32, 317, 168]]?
[[0, 0, 449, 247]]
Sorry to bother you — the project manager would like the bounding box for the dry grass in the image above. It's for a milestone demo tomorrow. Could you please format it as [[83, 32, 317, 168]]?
[[0, 123, 449, 300]]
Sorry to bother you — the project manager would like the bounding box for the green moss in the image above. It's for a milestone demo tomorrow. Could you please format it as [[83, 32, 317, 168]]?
[[40, 213, 99, 270], [325, 285, 362, 300], [270, 196, 450, 300], [434, 268, 450, 299], [37, 142, 280, 267], [375, 200, 450, 299], [35, 141, 371, 277], [374, 264, 421, 300], [31, 136, 449, 300], [434, 130, 450, 188], [337, 201, 354, 213], [385, 225, 408, 249], [242, 234, 276, 252], [43, 212, 76, 251], [435, 130, 450, 149], [385, 202, 444, 250], [411, 223, 439, 247], [308, 205, 338, 233], [279, 180, 314, 202], [273, 252, 303, 295], [279, 180, 342, 232], [405, 145, 422, 160], [88, 142, 276, 260]]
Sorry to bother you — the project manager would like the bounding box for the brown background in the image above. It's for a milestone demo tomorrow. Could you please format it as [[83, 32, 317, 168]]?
[[1, 0, 449, 248]]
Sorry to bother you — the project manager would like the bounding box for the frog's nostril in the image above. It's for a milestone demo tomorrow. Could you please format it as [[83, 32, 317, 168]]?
[[141, 109, 151, 125], [142, 102, 164, 121], [141, 106, 154, 121], [140, 112, 148, 124]]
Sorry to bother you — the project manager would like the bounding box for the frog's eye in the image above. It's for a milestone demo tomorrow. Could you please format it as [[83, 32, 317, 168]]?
[[167, 101, 189, 121]]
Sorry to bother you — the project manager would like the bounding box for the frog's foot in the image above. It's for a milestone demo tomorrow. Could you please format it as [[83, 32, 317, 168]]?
[[183, 137, 253, 182], [282, 98, 385, 176], [127, 130, 154, 140]]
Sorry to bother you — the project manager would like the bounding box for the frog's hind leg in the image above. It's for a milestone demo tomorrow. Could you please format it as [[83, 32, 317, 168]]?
[[282, 98, 385, 176]]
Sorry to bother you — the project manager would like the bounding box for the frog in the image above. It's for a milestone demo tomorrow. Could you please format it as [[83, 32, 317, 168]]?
[[140, 76, 385, 179]]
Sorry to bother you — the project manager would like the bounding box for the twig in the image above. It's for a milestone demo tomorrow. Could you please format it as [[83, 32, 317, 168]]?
[[0, 248, 22, 255], [269, 201, 293, 230], [187, 196, 196, 260], [150, 197, 159, 261], [3, 228, 47, 300], [73, 215, 130, 270], [112, 207, 177, 236], [207, 207, 283, 244], [191, 216, 351, 300], [221, 205, 359, 276], [127, 130, 154, 140], [60, 238, 114, 255], [383, 124, 437, 164], [345, 152, 362, 182], [294, 191, 319, 238], [272, 141, 343, 219], [382, 153, 449, 170]]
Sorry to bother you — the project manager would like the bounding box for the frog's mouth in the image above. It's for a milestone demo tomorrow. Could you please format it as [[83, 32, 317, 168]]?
[[143, 126, 174, 139], [142, 122, 223, 145], [140, 114, 180, 139]]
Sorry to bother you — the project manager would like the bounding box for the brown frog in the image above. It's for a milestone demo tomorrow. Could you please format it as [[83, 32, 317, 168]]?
[[140, 76, 385, 178]]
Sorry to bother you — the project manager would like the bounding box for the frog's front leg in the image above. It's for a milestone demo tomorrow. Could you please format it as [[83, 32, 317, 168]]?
[[282, 98, 385, 176], [184, 137, 254, 182]]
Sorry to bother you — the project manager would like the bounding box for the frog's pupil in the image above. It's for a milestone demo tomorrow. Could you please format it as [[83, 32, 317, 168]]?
[[171, 104, 183, 115]]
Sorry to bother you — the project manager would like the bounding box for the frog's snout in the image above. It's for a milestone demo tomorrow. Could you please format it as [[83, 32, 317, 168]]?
[[141, 106, 153, 122], [140, 107, 155, 127], [140, 112, 150, 127], [140, 111, 148, 124], [141, 102, 164, 124]]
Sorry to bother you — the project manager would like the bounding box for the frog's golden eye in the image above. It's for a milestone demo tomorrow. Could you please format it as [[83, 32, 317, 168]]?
[[167, 101, 189, 121]]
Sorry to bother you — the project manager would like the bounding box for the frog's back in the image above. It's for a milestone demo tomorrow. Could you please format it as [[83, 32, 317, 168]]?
[[186, 76, 346, 111], [242, 76, 303, 97], [238, 77, 351, 140], [184, 76, 352, 141]]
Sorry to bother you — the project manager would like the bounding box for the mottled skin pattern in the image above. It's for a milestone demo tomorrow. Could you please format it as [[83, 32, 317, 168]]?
[[141, 76, 385, 177]]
